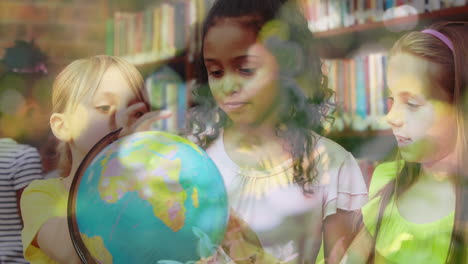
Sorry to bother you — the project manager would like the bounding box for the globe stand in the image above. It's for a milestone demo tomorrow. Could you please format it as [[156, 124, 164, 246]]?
[[67, 128, 122, 264]]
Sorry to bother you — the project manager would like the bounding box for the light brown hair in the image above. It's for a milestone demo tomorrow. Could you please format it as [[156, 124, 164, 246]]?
[[372, 21, 468, 263]]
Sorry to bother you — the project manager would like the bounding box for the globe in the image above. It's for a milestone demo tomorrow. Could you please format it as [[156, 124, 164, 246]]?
[[68, 130, 229, 264]]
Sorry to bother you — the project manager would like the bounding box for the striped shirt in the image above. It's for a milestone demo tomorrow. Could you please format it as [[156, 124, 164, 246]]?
[[0, 138, 43, 264]]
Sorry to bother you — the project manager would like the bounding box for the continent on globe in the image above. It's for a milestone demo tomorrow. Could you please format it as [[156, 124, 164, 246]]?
[[192, 188, 199, 208], [81, 233, 113, 263], [97, 140, 188, 232]]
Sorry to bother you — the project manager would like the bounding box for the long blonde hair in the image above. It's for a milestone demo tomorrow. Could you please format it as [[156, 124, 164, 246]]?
[[51, 55, 148, 177]]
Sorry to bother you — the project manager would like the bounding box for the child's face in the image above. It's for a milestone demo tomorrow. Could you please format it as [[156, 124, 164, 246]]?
[[203, 18, 281, 127], [386, 53, 457, 164], [67, 66, 144, 157]]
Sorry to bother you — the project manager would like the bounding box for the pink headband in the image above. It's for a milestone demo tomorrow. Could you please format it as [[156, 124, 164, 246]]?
[[421, 29, 454, 52]]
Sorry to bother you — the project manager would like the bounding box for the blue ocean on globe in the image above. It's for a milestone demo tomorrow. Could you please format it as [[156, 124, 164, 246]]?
[[70, 131, 229, 264]]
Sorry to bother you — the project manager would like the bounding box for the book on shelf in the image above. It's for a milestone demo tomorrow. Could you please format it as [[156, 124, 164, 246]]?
[[303, 0, 467, 33], [145, 66, 187, 134], [324, 52, 390, 131], [105, 19, 114, 56], [106, 1, 189, 63]]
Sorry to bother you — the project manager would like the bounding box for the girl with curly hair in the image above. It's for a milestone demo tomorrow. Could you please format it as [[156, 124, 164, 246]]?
[[188, 0, 368, 262]]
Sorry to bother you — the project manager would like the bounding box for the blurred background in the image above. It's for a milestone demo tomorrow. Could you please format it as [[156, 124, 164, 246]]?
[[0, 0, 467, 180]]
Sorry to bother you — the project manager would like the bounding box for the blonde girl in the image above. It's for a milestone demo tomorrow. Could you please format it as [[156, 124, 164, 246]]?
[[20, 55, 169, 264]]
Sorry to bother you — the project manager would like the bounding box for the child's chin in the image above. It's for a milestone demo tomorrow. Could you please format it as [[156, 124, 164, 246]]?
[[399, 143, 435, 164], [400, 151, 421, 163], [228, 115, 250, 125]]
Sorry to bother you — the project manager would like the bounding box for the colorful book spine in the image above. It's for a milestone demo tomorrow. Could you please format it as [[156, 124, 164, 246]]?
[[324, 53, 389, 122], [145, 66, 187, 133], [304, 0, 467, 32], [108, 1, 195, 61], [174, 1, 187, 52], [177, 83, 187, 131], [135, 12, 143, 54], [143, 8, 154, 53], [355, 57, 367, 118], [113, 12, 121, 56], [105, 18, 114, 55], [166, 83, 178, 132]]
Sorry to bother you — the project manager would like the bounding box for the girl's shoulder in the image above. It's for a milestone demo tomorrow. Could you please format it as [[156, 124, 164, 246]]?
[[369, 161, 402, 197], [312, 133, 353, 165], [314, 133, 369, 216], [24, 177, 67, 198], [362, 161, 402, 230], [311, 133, 365, 184], [373, 161, 402, 176]]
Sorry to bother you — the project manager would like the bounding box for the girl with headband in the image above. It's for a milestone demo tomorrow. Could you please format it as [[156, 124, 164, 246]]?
[[342, 21, 468, 264]]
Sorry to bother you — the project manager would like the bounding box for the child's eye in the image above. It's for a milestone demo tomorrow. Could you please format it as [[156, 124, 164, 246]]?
[[134, 111, 144, 118], [208, 70, 223, 78], [239, 68, 256, 76], [406, 101, 421, 109], [96, 105, 112, 113]]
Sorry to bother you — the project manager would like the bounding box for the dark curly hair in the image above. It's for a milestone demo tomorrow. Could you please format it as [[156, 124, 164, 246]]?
[[187, 0, 334, 194]]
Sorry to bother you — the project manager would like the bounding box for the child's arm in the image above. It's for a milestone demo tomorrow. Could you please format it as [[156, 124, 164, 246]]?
[[21, 180, 81, 264], [36, 217, 82, 264], [323, 209, 359, 264], [321, 151, 369, 264], [339, 226, 373, 264]]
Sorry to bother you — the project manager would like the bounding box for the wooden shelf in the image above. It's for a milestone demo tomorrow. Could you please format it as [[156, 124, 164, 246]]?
[[314, 5, 468, 58], [326, 129, 397, 161], [121, 51, 176, 66], [108, 0, 187, 14], [326, 128, 393, 138], [315, 6, 468, 39]]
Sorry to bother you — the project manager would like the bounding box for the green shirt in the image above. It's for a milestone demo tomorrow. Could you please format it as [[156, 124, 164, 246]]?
[[362, 162, 454, 264]]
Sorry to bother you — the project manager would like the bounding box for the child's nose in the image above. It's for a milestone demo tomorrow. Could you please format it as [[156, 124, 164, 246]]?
[[220, 74, 241, 96], [386, 106, 403, 128]]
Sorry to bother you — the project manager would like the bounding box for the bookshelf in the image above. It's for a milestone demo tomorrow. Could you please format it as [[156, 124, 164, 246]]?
[[305, 1, 468, 179], [103, 0, 468, 173], [310, 1, 468, 129], [314, 4, 468, 58], [105, 0, 211, 134], [314, 5, 468, 38], [106, 0, 188, 60]]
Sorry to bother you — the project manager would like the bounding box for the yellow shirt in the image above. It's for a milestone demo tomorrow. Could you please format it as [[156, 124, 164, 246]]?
[[21, 178, 68, 264]]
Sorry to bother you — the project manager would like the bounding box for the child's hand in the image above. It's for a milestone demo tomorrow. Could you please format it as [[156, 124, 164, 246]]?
[[194, 256, 218, 264], [118, 102, 172, 137], [224, 209, 262, 249], [222, 210, 281, 263]]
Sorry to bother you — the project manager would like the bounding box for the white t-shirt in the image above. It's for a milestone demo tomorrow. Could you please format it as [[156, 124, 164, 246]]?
[[205, 132, 368, 263]]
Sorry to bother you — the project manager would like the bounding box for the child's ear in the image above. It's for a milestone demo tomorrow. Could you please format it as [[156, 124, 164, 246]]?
[[50, 113, 71, 141]]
